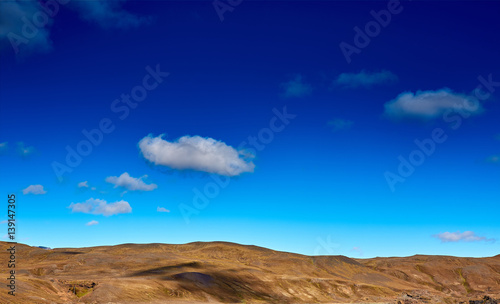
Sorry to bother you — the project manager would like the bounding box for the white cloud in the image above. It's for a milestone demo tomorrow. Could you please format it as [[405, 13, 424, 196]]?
[[157, 206, 170, 213], [433, 231, 495, 243], [0, 220, 7, 224], [105, 172, 157, 191], [281, 74, 312, 98], [384, 88, 483, 120], [86, 220, 99, 226], [139, 135, 255, 176], [23, 185, 47, 195], [91, 187, 97, 191], [335, 70, 398, 88], [78, 181, 89, 188], [328, 118, 354, 132], [68, 198, 132, 217]]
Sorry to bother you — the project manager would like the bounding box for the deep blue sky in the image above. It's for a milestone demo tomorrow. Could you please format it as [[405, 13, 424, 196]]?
[[0, 0, 499, 258]]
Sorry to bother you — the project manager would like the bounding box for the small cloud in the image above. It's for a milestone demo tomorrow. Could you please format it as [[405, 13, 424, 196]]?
[[86, 220, 99, 226], [139, 134, 255, 176], [17, 142, 35, 157], [105, 172, 158, 191], [328, 119, 354, 132], [78, 181, 89, 188], [281, 74, 312, 98], [91, 187, 97, 191], [433, 231, 495, 243], [350, 246, 364, 256], [23, 184, 46, 195], [384, 88, 483, 121], [335, 70, 398, 89], [68, 198, 132, 217], [157, 206, 170, 213], [69, 0, 151, 29], [0, 142, 8, 154], [486, 155, 500, 164], [0, 220, 7, 224]]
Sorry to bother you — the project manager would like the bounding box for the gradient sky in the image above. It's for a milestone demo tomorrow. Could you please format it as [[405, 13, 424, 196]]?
[[0, 0, 499, 258]]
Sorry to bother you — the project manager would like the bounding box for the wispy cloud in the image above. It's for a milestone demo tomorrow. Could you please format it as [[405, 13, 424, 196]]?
[[68, 198, 132, 216], [350, 246, 364, 256], [78, 181, 89, 188], [70, 0, 151, 29], [486, 155, 500, 164], [384, 88, 483, 121], [157, 206, 170, 213], [0, 142, 8, 154], [328, 118, 354, 132], [335, 70, 398, 88], [281, 74, 312, 98], [106, 172, 157, 191], [17, 142, 35, 157], [139, 134, 255, 176], [23, 184, 47, 195], [433, 231, 495, 243], [85, 220, 99, 226], [0, 1, 53, 56]]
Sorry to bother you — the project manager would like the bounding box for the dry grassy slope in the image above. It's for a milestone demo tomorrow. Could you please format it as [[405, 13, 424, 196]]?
[[0, 241, 498, 304]]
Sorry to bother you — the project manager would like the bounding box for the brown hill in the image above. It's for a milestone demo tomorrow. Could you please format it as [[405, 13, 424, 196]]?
[[0, 241, 498, 303]]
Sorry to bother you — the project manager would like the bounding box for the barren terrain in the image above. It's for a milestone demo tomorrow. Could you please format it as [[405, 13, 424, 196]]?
[[0, 241, 499, 303]]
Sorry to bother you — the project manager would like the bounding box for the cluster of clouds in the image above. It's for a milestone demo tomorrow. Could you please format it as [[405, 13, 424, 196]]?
[[0, 142, 35, 157], [433, 231, 495, 243], [139, 134, 255, 176], [0, 0, 149, 56]]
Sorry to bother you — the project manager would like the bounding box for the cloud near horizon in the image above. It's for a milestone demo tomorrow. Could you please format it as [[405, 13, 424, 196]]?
[[384, 88, 483, 121], [281, 74, 312, 98], [68, 198, 132, 216], [85, 220, 99, 226], [23, 184, 46, 195], [335, 70, 398, 88], [106, 172, 157, 191], [138, 135, 255, 176], [433, 231, 495, 243]]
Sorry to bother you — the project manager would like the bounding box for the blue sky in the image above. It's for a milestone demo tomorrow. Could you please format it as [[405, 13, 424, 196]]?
[[0, 0, 499, 258]]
